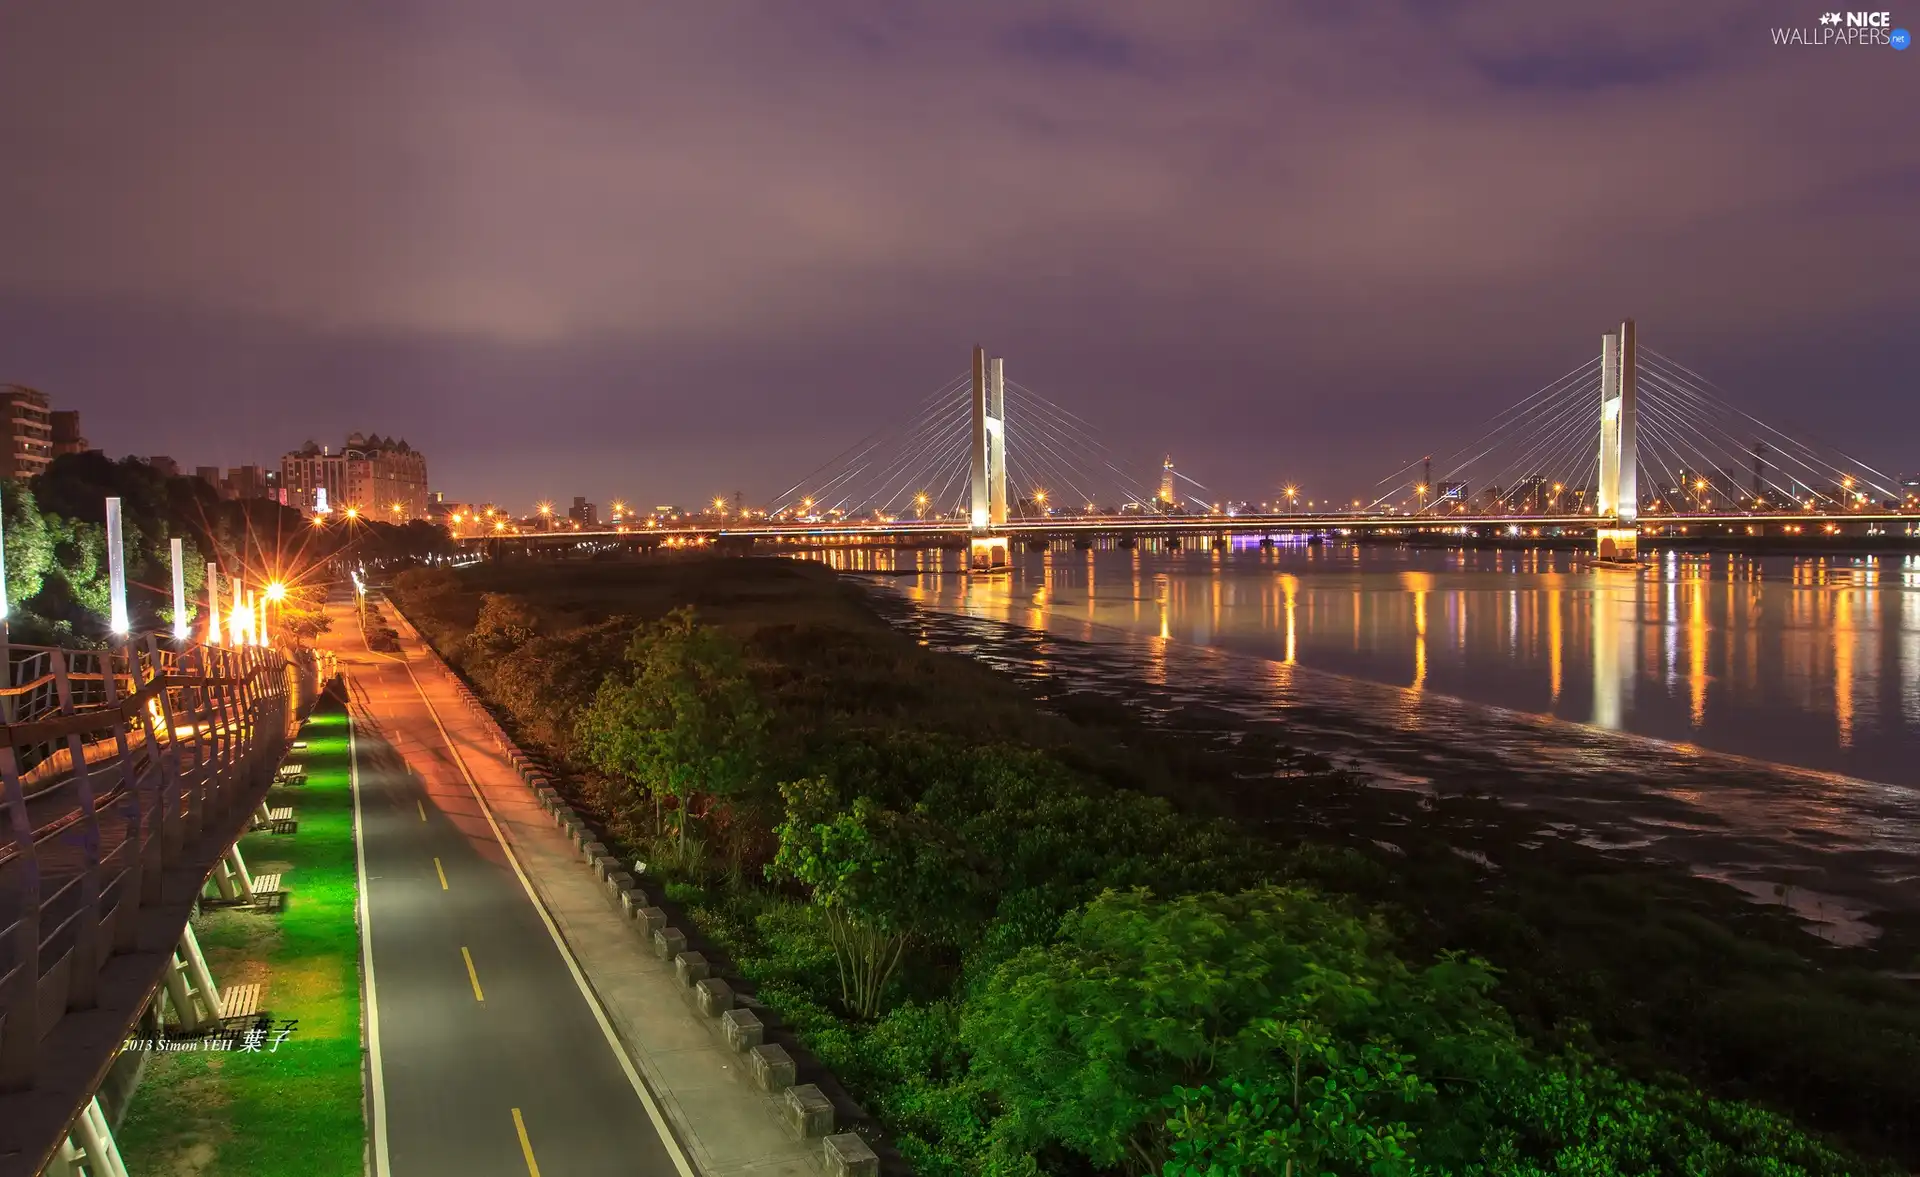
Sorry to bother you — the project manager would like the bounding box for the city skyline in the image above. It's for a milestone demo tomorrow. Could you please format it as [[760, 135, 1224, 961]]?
[[0, 2, 1912, 509]]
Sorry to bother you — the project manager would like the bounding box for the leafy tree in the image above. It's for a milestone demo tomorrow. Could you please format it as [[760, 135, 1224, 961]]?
[[275, 581, 333, 650], [769, 776, 989, 1019], [575, 606, 766, 850], [961, 886, 1501, 1176], [469, 592, 540, 656], [1, 480, 55, 613], [1162, 1023, 1429, 1177], [35, 515, 111, 625]]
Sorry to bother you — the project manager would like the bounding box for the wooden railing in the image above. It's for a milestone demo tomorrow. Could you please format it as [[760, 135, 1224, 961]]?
[[0, 635, 329, 1176]]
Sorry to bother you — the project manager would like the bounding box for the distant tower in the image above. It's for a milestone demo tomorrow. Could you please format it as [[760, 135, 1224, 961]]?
[[1595, 319, 1641, 561], [1751, 443, 1767, 503], [969, 345, 1008, 532], [1159, 456, 1175, 506], [1597, 319, 1639, 522]]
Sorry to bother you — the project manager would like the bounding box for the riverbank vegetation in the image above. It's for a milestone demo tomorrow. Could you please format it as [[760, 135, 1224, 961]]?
[[393, 557, 1918, 1175]]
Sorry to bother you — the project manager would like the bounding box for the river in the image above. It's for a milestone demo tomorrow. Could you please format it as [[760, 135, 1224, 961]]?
[[804, 542, 1920, 942]]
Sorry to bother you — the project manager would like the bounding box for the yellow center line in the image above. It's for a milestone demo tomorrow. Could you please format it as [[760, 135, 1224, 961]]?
[[511, 1108, 541, 1177], [417, 799, 427, 822], [461, 946, 485, 1002], [434, 857, 448, 890]]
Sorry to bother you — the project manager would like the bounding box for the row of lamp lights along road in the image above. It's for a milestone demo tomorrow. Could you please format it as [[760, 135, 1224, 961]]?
[[13, 477, 1899, 648], [0, 489, 301, 647], [425, 477, 1917, 536]]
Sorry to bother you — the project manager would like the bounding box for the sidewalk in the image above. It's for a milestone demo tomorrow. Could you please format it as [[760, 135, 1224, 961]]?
[[381, 617, 821, 1176]]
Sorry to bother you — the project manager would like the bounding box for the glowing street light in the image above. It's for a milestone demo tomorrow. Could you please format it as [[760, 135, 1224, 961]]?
[[105, 497, 130, 635], [344, 506, 359, 521], [169, 537, 189, 641], [265, 581, 287, 603], [206, 563, 221, 645]]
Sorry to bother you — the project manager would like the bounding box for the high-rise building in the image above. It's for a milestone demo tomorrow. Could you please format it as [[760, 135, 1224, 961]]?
[[280, 434, 429, 519], [568, 496, 598, 527], [0, 385, 53, 480], [51, 410, 89, 458], [226, 465, 272, 500]]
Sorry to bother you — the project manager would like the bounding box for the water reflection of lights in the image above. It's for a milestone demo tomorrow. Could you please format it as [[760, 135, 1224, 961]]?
[[1279, 574, 1299, 665], [866, 545, 1909, 782], [1547, 588, 1563, 702], [1403, 571, 1432, 693]]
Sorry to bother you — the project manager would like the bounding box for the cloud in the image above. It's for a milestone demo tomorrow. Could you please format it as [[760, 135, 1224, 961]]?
[[0, 0, 1910, 503]]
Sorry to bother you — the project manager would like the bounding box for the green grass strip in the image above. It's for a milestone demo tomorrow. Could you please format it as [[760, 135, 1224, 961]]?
[[118, 705, 365, 1176]]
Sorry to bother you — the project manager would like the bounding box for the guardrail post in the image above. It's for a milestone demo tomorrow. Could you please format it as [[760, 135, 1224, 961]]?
[[95, 644, 147, 952], [202, 648, 239, 834], [51, 649, 106, 1010], [142, 636, 188, 823], [185, 645, 220, 840], [0, 746, 41, 1091]]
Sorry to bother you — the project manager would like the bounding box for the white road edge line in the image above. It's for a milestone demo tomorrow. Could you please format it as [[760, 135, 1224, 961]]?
[[399, 656, 702, 1177], [349, 708, 393, 1177]]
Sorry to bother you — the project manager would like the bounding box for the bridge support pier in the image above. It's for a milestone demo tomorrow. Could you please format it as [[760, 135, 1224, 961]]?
[[45, 1095, 131, 1177], [205, 843, 257, 904], [968, 536, 1009, 572], [1596, 527, 1639, 561], [160, 924, 224, 1033]]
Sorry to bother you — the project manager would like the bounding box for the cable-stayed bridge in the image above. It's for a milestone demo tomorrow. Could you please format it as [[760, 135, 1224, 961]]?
[[475, 323, 1916, 566]]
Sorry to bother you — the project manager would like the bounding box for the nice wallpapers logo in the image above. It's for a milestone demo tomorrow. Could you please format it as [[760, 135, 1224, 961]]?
[[1772, 11, 1911, 46]]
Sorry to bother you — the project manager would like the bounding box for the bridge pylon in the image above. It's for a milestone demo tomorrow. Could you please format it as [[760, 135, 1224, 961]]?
[[1596, 318, 1640, 561], [968, 345, 1011, 571], [969, 345, 1008, 532]]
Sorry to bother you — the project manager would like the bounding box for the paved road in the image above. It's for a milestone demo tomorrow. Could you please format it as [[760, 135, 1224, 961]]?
[[325, 589, 685, 1176]]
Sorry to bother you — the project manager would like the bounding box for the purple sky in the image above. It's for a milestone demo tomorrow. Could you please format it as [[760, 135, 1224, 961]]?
[[0, 1, 1913, 511]]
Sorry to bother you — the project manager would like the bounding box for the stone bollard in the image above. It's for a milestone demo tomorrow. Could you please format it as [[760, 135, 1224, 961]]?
[[748, 1044, 796, 1093], [783, 1084, 835, 1139], [582, 838, 607, 862], [674, 952, 709, 987], [593, 855, 620, 882], [695, 976, 733, 1017], [635, 906, 667, 939], [722, 1007, 763, 1051], [822, 1133, 879, 1177], [652, 927, 687, 960], [607, 870, 636, 896]]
